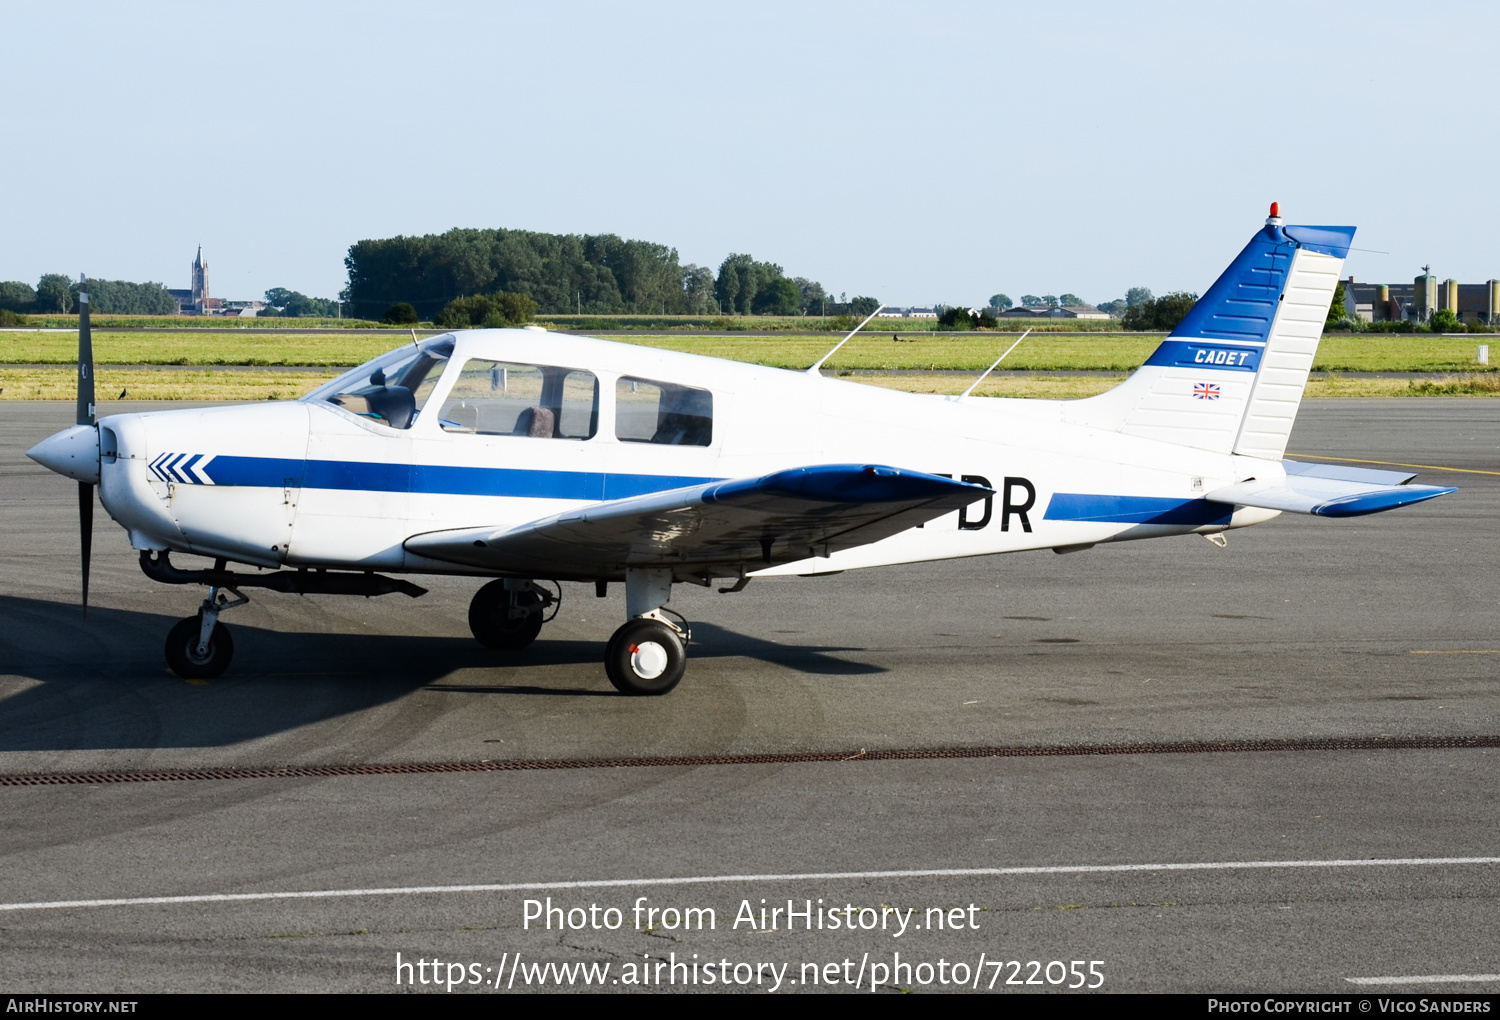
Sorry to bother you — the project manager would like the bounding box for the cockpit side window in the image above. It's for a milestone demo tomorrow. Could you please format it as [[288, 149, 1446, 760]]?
[[615, 377, 713, 446], [309, 338, 454, 430], [437, 359, 599, 439]]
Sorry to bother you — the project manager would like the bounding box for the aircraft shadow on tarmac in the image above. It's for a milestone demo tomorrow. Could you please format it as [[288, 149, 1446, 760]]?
[[0, 595, 882, 752]]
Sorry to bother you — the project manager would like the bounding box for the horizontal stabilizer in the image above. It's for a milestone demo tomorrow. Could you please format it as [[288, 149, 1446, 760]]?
[[1282, 459, 1415, 486], [404, 464, 992, 576], [1208, 465, 1454, 518]]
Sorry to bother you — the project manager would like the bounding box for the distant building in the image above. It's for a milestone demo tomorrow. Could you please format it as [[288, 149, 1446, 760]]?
[[166, 247, 263, 316], [191, 245, 208, 305], [994, 304, 1109, 319], [167, 246, 212, 314], [1343, 271, 1499, 325], [882, 303, 1110, 320], [1057, 304, 1110, 320]]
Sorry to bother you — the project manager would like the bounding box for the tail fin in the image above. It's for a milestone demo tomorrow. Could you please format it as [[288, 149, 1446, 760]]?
[[1066, 211, 1354, 459]]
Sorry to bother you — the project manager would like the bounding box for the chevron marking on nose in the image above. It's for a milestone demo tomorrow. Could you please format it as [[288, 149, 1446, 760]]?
[[180, 454, 207, 485], [188, 455, 216, 485]]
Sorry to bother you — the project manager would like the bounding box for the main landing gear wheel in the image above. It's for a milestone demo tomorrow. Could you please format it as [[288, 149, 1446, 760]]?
[[468, 580, 544, 650], [165, 615, 234, 680], [605, 619, 686, 696]]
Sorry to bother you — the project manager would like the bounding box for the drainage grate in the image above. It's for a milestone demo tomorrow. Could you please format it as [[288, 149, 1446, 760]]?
[[1, 735, 1495, 787]]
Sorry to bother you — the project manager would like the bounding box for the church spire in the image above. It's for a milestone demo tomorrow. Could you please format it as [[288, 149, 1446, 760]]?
[[190, 246, 209, 305]]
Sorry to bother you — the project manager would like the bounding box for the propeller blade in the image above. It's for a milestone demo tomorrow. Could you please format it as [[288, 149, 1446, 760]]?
[[77, 276, 94, 613], [79, 481, 93, 614], [77, 275, 94, 426]]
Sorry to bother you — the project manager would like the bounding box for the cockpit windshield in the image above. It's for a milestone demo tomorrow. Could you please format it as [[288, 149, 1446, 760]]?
[[304, 336, 455, 429]]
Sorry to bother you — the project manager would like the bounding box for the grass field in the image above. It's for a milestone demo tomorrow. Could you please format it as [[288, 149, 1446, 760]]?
[[0, 368, 339, 401], [17, 311, 1497, 337], [0, 331, 404, 366], [2, 330, 1494, 374], [12, 315, 387, 330], [533, 314, 1134, 333], [627, 333, 1496, 373], [856, 373, 1500, 399], [4, 365, 1496, 402], [7, 312, 1131, 333]]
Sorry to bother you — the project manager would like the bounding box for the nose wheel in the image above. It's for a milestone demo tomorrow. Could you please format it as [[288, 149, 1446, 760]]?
[[164, 585, 245, 680], [165, 616, 234, 679]]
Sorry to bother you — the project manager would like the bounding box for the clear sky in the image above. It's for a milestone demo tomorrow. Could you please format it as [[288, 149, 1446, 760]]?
[[3, 1, 1496, 308]]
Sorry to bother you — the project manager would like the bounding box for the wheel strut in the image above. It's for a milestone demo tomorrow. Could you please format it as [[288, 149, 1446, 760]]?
[[196, 585, 248, 657], [606, 568, 690, 695], [165, 584, 246, 680]]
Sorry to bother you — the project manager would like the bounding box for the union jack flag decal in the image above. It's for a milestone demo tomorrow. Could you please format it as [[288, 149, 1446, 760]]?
[[1193, 383, 1221, 400]]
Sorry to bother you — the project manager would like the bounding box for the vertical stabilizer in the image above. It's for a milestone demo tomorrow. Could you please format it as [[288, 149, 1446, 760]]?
[[1064, 210, 1354, 459]]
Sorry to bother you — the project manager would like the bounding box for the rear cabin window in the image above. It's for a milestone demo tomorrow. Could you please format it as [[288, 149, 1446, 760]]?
[[615, 377, 713, 446], [438, 360, 598, 439]]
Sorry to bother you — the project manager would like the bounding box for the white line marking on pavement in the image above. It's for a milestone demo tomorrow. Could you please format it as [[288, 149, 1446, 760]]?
[[3, 856, 1497, 914], [1347, 975, 1500, 985]]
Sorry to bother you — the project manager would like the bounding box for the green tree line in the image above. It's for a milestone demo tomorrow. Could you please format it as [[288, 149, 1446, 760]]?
[[0, 274, 177, 315], [342, 227, 847, 320], [258, 287, 339, 318], [434, 292, 539, 329], [1120, 291, 1199, 330]]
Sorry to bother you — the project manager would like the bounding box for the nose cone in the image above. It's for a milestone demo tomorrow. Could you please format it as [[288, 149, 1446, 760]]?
[[27, 423, 101, 484]]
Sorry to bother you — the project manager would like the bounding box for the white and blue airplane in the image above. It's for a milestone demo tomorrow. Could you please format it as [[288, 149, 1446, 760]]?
[[28, 206, 1455, 694]]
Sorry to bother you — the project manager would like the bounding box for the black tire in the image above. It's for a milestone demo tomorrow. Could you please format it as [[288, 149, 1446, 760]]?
[[604, 619, 686, 696], [468, 580, 544, 650], [165, 615, 234, 680]]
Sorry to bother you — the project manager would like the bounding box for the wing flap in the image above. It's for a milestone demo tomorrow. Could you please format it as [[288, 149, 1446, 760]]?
[[405, 464, 992, 575]]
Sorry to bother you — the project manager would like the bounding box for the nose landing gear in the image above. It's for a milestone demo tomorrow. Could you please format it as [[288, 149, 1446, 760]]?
[[165, 585, 246, 680], [142, 552, 428, 680]]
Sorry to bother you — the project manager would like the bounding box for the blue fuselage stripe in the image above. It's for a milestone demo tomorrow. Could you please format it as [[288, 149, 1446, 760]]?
[[204, 456, 717, 501], [1044, 493, 1233, 526], [195, 460, 1241, 529]]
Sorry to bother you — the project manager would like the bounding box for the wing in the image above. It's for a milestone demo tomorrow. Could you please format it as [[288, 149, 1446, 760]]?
[[404, 464, 992, 577], [1208, 459, 1455, 517]]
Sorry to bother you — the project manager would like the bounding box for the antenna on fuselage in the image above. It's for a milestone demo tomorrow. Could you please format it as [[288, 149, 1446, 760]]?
[[957, 328, 1031, 399], [807, 305, 884, 375], [410, 328, 419, 346]]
